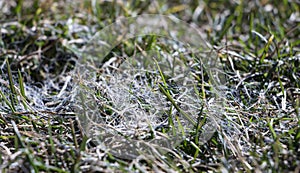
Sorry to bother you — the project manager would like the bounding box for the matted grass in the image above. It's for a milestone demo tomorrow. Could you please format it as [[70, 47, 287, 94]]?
[[0, 0, 299, 172]]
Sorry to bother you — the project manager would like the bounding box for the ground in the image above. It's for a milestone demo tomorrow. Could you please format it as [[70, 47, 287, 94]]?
[[0, 0, 299, 172]]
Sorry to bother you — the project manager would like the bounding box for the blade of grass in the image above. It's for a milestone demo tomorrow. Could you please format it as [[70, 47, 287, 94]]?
[[70, 119, 78, 149], [0, 89, 16, 112], [267, 118, 277, 140], [194, 105, 205, 145], [6, 59, 17, 111], [259, 34, 274, 64], [18, 69, 28, 110], [158, 83, 196, 126], [79, 135, 88, 152], [17, 70, 26, 99], [11, 120, 38, 172], [47, 119, 59, 167]]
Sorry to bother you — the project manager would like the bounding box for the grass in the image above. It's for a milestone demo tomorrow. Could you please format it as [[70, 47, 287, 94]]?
[[0, 0, 299, 172]]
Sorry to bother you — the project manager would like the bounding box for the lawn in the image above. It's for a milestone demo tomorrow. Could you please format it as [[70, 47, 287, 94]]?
[[0, 0, 299, 172]]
